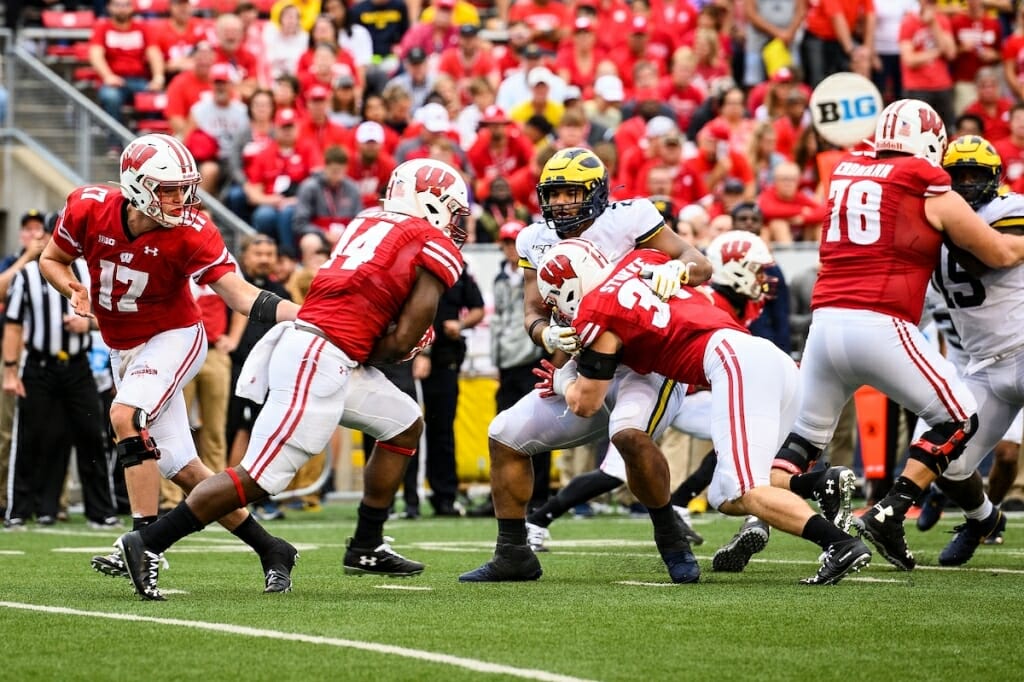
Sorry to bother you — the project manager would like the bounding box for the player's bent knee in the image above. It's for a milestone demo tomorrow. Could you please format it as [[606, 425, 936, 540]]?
[[610, 428, 653, 457], [772, 433, 822, 475], [116, 434, 160, 468], [909, 414, 979, 476]]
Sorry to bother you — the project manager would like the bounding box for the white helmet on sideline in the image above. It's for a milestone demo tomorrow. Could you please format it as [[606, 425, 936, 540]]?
[[873, 98, 947, 165], [118, 133, 201, 227], [382, 159, 470, 245], [537, 238, 613, 321], [706, 231, 775, 300]]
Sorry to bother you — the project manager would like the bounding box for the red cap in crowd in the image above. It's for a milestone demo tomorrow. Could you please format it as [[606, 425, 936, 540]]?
[[499, 220, 526, 242], [308, 84, 331, 100], [210, 63, 235, 83], [480, 105, 509, 125], [275, 108, 298, 127]]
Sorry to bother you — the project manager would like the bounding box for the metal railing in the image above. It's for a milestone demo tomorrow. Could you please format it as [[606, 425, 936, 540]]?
[[3, 30, 255, 254]]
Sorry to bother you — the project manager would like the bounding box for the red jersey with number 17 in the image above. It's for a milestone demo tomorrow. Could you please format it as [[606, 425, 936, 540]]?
[[52, 185, 237, 350], [812, 152, 951, 322], [298, 209, 464, 363], [574, 250, 746, 386]]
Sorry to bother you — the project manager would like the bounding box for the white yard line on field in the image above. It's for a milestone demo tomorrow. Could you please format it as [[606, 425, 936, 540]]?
[[375, 585, 433, 591], [0, 601, 597, 682]]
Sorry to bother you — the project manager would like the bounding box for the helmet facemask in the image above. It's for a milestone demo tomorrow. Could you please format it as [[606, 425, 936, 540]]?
[[142, 177, 201, 228], [538, 180, 609, 238], [947, 165, 1000, 210]]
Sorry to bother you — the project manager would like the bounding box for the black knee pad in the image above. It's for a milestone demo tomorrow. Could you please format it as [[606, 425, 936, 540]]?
[[909, 414, 979, 476], [116, 433, 161, 468], [772, 433, 822, 475]]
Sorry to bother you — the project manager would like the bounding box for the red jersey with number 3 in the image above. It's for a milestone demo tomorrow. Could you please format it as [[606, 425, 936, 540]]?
[[812, 152, 951, 322], [574, 250, 746, 385], [298, 209, 464, 363], [52, 185, 237, 350]]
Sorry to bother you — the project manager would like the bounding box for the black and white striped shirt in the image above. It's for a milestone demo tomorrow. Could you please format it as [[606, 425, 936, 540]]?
[[5, 259, 92, 358]]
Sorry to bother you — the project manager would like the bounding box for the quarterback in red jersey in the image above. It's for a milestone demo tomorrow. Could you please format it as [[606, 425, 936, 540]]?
[[536, 239, 872, 585], [771, 99, 1024, 572], [41, 134, 301, 601], [115, 159, 470, 599]]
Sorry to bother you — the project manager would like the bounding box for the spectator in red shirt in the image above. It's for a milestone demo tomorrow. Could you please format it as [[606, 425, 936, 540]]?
[[994, 104, 1024, 192], [213, 13, 260, 101], [659, 47, 705, 134], [467, 105, 535, 199], [554, 16, 604, 101], [685, 120, 756, 199], [398, 0, 460, 61], [508, 145, 556, 218], [89, 0, 165, 137], [508, 0, 573, 53], [244, 108, 319, 255], [636, 131, 709, 208], [608, 15, 666, 93], [801, 0, 876, 87], [439, 23, 500, 105], [576, 0, 633, 56], [296, 16, 363, 94], [165, 41, 216, 139], [899, 0, 956, 130], [619, 114, 675, 193], [949, 0, 1001, 114], [962, 67, 1012, 143], [773, 88, 809, 160], [757, 161, 827, 244], [156, 0, 210, 77], [691, 27, 730, 90], [1001, 3, 1024, 102], [346, 121, 397, 209], [298, 84, 353, 163]]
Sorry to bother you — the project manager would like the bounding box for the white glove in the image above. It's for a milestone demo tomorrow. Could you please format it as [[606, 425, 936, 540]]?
[[551, 362, 579, 396], [542, 323, 581, 354], [640, 260, 695, 300]]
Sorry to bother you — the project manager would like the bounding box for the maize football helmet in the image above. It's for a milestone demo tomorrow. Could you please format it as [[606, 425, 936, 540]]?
[[537, 238, 613, 321], [942, 135, 1002, 209], [537, 147, 609, 238]]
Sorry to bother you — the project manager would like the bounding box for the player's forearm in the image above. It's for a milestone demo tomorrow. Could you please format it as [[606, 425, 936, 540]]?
[[38, 257, 77, 300]]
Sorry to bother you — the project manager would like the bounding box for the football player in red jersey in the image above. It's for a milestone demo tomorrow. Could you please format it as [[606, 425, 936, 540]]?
[[114, 159, 470, 600], [535, 239, 873, 585], [39, 134, 302, 600], [770, 99, 1024, 572]]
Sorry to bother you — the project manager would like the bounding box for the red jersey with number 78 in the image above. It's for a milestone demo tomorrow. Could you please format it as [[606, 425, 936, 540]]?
[[574, 250, 745, 386], [52, 185, 237, 350], [298, 209, 464, 363], [812, 151, 951, 322]]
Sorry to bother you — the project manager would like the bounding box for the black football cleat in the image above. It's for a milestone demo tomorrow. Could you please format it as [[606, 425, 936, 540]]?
[[800, 537, 872, 585], [813, 466, 856, 532], [117, 531, 166, 601], [261, 539, 299, 593], [854, 506, 915, 570], [712, 516, 770, 572], [938, 508, 1006, 567], [458, 541, 543, 582], [344, 537, 424, 577]]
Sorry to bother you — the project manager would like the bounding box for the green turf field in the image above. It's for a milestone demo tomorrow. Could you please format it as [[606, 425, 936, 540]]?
[[1, 503, 1021, 681]]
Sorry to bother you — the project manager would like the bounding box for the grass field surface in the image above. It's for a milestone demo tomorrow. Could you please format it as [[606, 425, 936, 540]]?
[[2, 503, 1022, 681]]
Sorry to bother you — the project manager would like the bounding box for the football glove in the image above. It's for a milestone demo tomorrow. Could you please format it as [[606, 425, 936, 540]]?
[[532, 359, 579, 398], [541, 322, 580, 354], [400, 327, 435, 363], [640, 260, 695, 300]]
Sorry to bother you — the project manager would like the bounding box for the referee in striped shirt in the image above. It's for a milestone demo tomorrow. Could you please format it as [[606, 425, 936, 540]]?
[[2, 212, 117, 529]]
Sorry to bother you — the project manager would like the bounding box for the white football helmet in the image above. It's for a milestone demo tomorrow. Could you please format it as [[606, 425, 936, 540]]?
[[537, 238, 613, 321], [706, 231, 775, 300], [118, 133, 201, 227], [873, 98, 948, 165], [382, 159, 470, 245]]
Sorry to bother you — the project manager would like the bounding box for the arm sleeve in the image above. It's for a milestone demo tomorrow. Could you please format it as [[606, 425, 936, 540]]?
[[417, 234, 465, 288]]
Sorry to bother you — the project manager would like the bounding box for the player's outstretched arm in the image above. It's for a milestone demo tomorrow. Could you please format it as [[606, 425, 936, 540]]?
[[210, 271, 300, 323], [640, 226, 713, 286], [368, 268, 446, 365], [929, 191, 1024, 268], [564, 331, 621, 418]]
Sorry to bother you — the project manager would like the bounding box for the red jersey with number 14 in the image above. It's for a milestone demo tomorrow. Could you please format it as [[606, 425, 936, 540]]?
[[812, 152, 951, 322], [298, 210, 464, 363], [52, 185, 237, 350], [574, 250, 746, 386]]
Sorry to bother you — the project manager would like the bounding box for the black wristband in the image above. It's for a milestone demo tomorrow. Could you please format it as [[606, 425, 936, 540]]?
[[249, 290, 284, 324], [3, 359, 18, 367], [528, 318, 546, 342]]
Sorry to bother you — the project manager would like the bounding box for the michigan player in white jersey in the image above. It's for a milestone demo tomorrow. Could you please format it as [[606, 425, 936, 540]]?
[[459, 147, 713, 584], [914, 284, 1021, 542], [921, 136, 1024, 565]]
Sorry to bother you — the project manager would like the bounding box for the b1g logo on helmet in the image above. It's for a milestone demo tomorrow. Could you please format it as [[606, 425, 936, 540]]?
[[121, 143, 158, 174], [810, 72, 883, 148], [414, 164, 457, 198]]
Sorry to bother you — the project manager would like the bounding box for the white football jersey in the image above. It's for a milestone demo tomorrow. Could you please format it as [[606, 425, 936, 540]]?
[[935, 191, 1024, 363], [516, 198, 665, 270]]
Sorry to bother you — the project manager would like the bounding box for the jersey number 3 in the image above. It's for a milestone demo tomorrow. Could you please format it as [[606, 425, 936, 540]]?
[[826, 179, 883, 245]]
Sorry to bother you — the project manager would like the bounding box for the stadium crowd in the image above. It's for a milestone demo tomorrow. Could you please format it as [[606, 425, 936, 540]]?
[[2, 0, 1024, 589]]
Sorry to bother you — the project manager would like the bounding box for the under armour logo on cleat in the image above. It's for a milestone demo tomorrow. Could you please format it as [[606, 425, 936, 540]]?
[[825, 480, 835, 495], [359, 556, 378, 566], [872, 505, 894, 523]]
